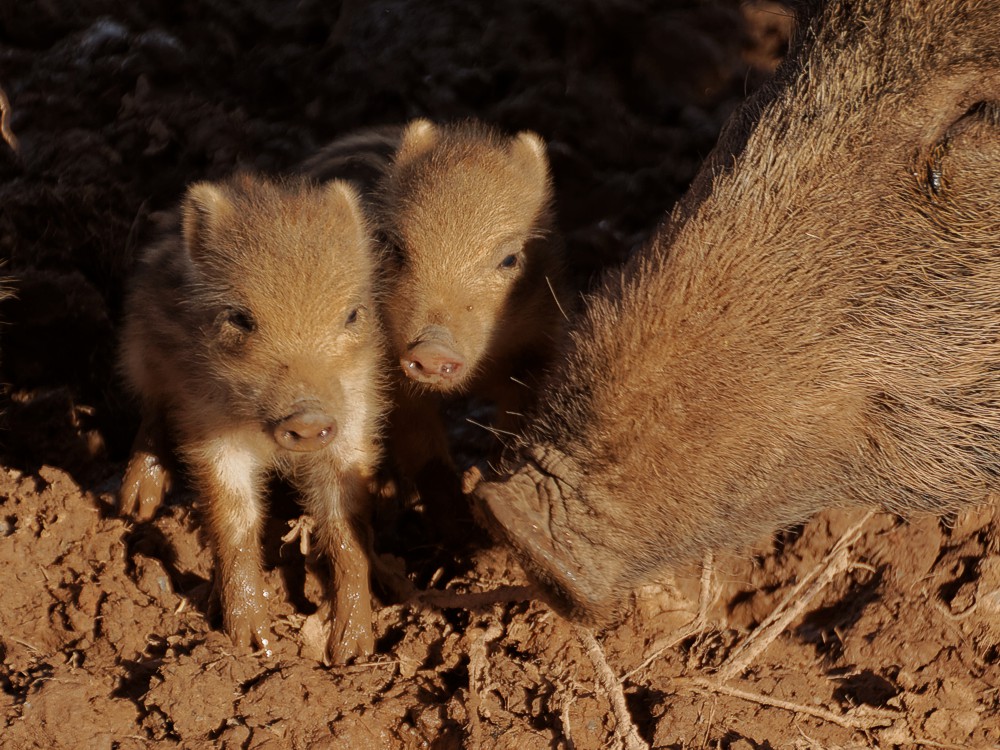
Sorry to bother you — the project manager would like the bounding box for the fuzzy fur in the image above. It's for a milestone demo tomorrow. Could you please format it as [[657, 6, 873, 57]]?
[[305, 119, 568, 495], [472, 0, 1000, 622], [119, 173, 388, 663]]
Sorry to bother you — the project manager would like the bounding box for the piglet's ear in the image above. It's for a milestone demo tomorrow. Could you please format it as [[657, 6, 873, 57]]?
[[323, 179, 368, 247], [509, 130, 550, 187], [509, 131, 553, 214], [181, 182, 232, 261], [395, 118, 439, 166]]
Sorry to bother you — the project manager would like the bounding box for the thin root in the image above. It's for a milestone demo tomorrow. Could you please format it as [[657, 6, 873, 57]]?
[[281, 514, 316, 556], [622, 551, 718, 681], [467, 621, 504, 749], [933, 597, 978, 622]]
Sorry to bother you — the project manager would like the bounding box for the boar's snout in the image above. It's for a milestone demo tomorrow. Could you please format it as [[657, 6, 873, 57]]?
[[271, 406, 338, 453], [401, 338, 465, 386]]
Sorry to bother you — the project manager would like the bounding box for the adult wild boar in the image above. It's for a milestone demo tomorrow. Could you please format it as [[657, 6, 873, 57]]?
[[469, 0, 1000, 622]]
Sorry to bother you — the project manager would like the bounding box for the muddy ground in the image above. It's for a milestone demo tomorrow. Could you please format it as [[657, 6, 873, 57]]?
[[1, 1, 998, 748]]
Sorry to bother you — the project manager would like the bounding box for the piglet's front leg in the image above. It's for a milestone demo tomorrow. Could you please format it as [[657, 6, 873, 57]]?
[[326, 515, 375, 665], [299, 464, 375, 665], [120, 413, 172, 521], [189, 438, 273, 656]]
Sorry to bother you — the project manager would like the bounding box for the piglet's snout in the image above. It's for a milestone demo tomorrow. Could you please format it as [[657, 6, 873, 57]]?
[[402, 340, 465, 383], [272, 407, 337, 452]]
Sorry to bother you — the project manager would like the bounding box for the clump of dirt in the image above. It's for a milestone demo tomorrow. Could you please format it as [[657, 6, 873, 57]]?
[[3, 466, 999, 748], [2, 1, 998, 748]]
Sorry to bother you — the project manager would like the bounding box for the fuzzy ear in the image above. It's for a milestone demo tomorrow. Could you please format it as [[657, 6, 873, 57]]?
[[181, 182, 232, 261], [509, 130, 550, 187], [909, 70, 1000, 148], [395, 118, 439, 166], [323, 179, 368, 246]]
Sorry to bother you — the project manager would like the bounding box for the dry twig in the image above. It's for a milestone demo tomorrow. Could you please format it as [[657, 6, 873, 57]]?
[[467, 622, 504, 749], [683, 677, 898, 730], [574, 626, 649, 750], [0, 85, 17, 152], [718, 511, 875, 681]]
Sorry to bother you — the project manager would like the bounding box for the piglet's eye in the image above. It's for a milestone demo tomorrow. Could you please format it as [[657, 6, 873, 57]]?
[[345, 307, 360, 326], [226, 308, 256, 333], [498, 254, 519, 270]]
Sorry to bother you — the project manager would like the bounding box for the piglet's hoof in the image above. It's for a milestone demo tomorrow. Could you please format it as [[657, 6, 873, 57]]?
[[325, 610, 375, 666], [120, 450, 171, 521], [461, 464, 484, 495], [223, 590, 273, 658]]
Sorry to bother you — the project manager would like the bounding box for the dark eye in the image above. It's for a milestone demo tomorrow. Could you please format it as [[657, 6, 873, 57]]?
[[225, 308, 256, 333], [345, 307, 360, 326], [499, 253, 519, 270]]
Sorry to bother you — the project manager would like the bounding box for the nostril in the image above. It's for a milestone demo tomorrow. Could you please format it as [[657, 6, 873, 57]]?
[[282, 426, 332, 443], [272, 412, 337, 452], [403, 340, 465, 383]]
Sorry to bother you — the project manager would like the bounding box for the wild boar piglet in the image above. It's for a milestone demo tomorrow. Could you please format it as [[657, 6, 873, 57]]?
[[380, 119, 567, 495], [119, 173, 387, 663], [306, 119, 568, 512]]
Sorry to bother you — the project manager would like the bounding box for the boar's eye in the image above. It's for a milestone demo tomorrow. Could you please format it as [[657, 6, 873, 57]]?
[[498, 253, 519, 270], [225, 308, 256, 334], [345, 306, 363, 327], [496, 240, 526, 272]]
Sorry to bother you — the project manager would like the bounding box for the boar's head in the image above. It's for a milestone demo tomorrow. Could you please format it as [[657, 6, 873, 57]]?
[[469, 0, 1000, 623], [179, 174, 385, 461], [380, 119, 561, 393]]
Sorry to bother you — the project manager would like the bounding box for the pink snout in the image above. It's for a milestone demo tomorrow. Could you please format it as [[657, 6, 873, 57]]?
[[272, 408, 337, 452], [401, 340, 465, 384]]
